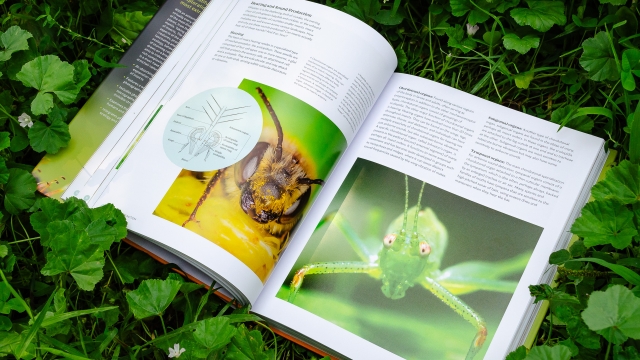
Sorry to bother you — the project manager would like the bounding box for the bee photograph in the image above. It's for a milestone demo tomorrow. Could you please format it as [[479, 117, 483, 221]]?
[[153, 79, 346, 282], [277, 158, 543, 359]]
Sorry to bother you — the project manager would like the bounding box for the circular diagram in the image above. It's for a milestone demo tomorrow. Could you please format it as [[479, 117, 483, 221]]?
[[163, 87, 263, 171]]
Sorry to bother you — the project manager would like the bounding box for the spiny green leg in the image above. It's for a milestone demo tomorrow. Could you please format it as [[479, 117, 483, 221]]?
[[288, 262, 379, 303], [333, 213, 379, 263], [437, 251, 532, 295], [421, 277, 487, 360]]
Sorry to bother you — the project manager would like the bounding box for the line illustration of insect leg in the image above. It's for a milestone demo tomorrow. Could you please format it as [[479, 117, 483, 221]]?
[[180, 127, 205, 154], [421, 277, 487, 360], [182, 167, 228, 227]]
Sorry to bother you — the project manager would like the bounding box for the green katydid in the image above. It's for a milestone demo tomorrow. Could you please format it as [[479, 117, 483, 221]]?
[[287, 174, 531, 359]]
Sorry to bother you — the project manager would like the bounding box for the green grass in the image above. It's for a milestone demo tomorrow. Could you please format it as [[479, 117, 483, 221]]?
[[0, 0, 639, 359]]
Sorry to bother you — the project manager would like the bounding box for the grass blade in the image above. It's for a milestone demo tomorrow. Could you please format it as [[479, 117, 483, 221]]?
[[629, 101, 640, 163], [16, 290, 55, 359], [40, 306, 118, 327]]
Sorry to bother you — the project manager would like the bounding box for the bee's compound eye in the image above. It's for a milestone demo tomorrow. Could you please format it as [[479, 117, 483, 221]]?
[[383, 234, 396, 247], [419, 242, 431, 256], [283, 198, 301, 216]]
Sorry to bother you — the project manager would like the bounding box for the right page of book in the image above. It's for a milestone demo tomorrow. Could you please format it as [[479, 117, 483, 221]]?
[[253, 73, 605, 359]]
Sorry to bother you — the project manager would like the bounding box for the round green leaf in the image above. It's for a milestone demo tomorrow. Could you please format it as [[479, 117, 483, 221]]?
[[28, 118, 71, 154], [579, 32, 620, 81], [571, 199, 638, 249], [0, 26, 33, 62], [621, 49, 640, 91], [0, 316, 11, 331], [582, 285, 640, 344], [41, 227, 105, 291], [126, 279, 182, 319], [16, 55, 79, 115], [549, 249, 570, 265], [503, 33, 540, 54], [4, 168, 36, 215], [592, 160, 640, 204], [193, 317, 236, 354], [524, 344, 572, 360], [510, 1, 567, 32]]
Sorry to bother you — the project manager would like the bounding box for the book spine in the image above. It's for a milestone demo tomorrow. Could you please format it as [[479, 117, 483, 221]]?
[[33, 0, 211, 198]]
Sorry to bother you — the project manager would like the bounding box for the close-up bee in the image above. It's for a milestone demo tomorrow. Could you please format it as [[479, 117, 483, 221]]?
[[183, 86, 325, 234], [154, 85, 327, 281]]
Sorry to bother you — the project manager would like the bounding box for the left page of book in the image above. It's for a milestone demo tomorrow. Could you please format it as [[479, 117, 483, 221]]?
[[33, 0, 229, 198], [77, 0, 398, 304]]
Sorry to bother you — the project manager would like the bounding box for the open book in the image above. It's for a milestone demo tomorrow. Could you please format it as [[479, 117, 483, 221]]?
[[33, 0, 607, 358]]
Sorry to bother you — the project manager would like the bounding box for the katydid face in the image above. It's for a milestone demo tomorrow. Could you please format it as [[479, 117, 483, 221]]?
[[379, 231, 432, 299]]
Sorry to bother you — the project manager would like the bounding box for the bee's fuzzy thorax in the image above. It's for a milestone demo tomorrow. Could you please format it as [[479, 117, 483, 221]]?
[[249, 147, 310, 214]]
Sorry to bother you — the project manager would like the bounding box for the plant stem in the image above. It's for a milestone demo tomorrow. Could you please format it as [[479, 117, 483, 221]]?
[[0, 267, 33, 319]]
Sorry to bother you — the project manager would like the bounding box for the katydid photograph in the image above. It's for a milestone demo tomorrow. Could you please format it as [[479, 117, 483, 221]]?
[[278, 158, 543, 359]]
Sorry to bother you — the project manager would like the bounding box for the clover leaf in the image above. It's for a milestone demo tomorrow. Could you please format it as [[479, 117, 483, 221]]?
[[0, 26, 33, 62], [450, 0, 492, 25], [28, 119, 71, 154], [503, 33, 540, 54], [592, 160, 640, 204], [514, 71, 535, 89], [41, 225, 105, 291], [126, 278, 182, 319], [621, 49, 640, 91], [579, 32, 619, 82], [510, 1, 566, 32], [16, 55, 78, 115], [446, 24, 476, 53], [4, 168, 36, 215], [524, 344, 572, 360], [582, 285, 640, 344]]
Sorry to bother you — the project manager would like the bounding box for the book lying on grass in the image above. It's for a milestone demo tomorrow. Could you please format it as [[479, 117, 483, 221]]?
[[33, 0, 607, 358]]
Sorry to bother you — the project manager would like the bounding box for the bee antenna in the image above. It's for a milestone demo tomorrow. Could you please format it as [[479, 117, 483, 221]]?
[[412, 182, 425, 236], [256, 87, 283, 161], [401, 174, 408, 235], [299, 178, 324, 186]]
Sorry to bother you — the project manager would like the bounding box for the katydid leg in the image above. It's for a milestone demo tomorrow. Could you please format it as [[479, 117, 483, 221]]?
[[288, 262, 380, 302], [421, 277, 487, 360]]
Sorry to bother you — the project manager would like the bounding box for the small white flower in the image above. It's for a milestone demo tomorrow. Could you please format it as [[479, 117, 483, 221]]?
[[168, 344, 185, 358], [122, 38, 127, 43], [466, 23, 480, 36], [18, 113, 33, 128]]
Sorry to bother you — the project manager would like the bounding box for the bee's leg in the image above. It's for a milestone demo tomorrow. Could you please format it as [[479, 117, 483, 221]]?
[[288, 262, 379, 302], [182, 167, 228, 227], [421, 277, 487, 360]]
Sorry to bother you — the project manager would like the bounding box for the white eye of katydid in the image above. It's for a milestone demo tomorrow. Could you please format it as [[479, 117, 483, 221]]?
[[419, 241, 431, 256], [283, 198, 300, 216], [243, 156, 259, 180], [383, 234, 396, 247]]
